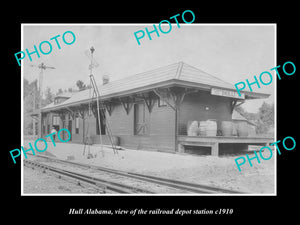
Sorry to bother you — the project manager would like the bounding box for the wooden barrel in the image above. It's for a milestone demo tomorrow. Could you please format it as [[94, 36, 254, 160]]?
[[198, 121, 207, 136], [187, 121, 199, 136], [205, 120, 217, 136], [221, 121, 233, 136], [237, 122, 248, 137]]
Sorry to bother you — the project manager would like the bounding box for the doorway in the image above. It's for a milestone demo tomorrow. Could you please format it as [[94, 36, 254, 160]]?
[[68, 120, 72, 141]]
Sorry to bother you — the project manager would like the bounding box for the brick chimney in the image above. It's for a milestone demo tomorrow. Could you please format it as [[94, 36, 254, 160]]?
[[102, 75, 109, 85]]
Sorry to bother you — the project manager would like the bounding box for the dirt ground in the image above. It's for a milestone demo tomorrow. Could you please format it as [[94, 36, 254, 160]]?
[[22, 140, 275, 194], [23, 165, 100, 194]]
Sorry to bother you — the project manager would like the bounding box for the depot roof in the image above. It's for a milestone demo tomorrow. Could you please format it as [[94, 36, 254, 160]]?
[[41, 62, 270, 112]]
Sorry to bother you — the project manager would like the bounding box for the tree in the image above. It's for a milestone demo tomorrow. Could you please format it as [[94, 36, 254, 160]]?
[[76, 80, 86, 91], [43, 87, 54, 106], [235, 105, 258, 121], [24, 78, 30, 98], [23, 78, 38, 135], [256, 102, 274, 135], [235, 102, 274, 136], [56, 88, 63, 95], [24, 78, 38, 99]]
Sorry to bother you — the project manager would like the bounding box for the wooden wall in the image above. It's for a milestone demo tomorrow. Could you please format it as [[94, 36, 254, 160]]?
[[41, 100, 177, 152], [178, 91, 232, 135], [41, 90, 234, 153], [103, 100, 176, 152]]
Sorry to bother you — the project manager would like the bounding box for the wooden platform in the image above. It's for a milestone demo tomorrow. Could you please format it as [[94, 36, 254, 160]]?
[[178, 135, 275, 156]]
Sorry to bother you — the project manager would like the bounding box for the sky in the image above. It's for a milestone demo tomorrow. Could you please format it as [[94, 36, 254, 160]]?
[[22, 24, 275, 113]]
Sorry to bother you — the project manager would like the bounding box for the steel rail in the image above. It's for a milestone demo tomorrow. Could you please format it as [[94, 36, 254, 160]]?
[[24, 159, 155, 194], [25, 153, 243, 194]]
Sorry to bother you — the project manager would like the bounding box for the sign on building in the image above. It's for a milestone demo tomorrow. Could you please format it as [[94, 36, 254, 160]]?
[[211, 88, 245, 99]]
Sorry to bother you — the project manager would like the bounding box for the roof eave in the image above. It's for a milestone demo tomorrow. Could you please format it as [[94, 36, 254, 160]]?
[[41, 80, 177, 112], [41, 79, 270, 112], [173, 79, 270, 99], [243, 91, 270, 99]]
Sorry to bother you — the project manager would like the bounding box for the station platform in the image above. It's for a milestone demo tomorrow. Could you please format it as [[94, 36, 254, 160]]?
[[178, 135, 275, 156]]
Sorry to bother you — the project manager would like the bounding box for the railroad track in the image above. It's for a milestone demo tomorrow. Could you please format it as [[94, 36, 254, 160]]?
[[24, 159, 154, 194], [24, 154, 243, 194]]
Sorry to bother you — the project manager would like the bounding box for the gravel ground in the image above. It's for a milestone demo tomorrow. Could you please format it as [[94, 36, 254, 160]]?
[[23, 140, 275, 194], [23, 165, 101, 194]]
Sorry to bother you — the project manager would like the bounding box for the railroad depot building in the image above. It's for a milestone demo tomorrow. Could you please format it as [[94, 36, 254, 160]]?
[[40, 62, 273, 156]]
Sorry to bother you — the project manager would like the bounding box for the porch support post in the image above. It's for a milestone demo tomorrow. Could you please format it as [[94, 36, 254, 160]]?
[[38, 110, 42, 138], [119, 97, 133, 115], [154, 87, 198, 153], [153, 88, 176, 110], [65, 107, 75, 120], [77, 107, 85, 119], [231, 99, 237, 114], [141, 93, 155, 113], [103, 101, 114, 116], [178, 143, 185, 153], [211, 142, 219, 156]]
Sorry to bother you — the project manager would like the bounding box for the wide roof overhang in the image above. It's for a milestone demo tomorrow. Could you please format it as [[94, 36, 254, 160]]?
[[41, 79, 269, 113]]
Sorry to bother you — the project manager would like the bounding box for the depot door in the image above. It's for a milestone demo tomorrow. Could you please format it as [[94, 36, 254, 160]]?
[[134, 103, 149, 135], [68, 120, 72, 141]]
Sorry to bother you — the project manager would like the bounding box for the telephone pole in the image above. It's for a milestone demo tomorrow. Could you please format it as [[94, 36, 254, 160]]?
[[30, 62, 55, 137]]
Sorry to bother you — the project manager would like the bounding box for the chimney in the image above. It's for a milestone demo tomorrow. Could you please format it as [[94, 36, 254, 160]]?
[[102, 75, 110, 85]]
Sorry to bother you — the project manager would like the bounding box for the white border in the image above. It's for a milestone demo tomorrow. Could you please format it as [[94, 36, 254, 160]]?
[[20, 23, 277, 196]]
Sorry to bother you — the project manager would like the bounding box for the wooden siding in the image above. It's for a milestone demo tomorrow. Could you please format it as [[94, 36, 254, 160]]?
[[103, 100, 176, 152], [41, 100, 177, 152], [41, 90, 235, 153], [178, 91, 232, 135]]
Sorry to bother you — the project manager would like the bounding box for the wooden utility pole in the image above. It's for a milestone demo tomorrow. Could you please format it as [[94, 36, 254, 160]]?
[[30, 63, 55, 138]]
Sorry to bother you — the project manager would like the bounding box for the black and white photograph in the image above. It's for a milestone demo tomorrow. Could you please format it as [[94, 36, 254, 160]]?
[[21, 24, 276, 195], [4, 5, 298, 220]]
